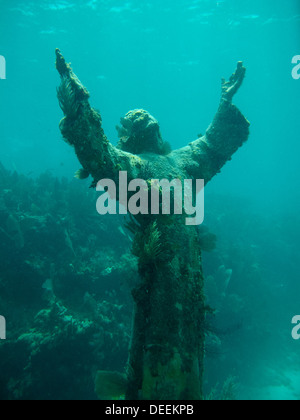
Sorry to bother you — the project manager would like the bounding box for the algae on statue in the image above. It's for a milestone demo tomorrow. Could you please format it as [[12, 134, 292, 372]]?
[[55, 49, 250, 400]]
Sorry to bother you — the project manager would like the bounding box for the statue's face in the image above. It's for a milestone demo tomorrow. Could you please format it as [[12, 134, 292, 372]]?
[[116, 109, 164, 155]]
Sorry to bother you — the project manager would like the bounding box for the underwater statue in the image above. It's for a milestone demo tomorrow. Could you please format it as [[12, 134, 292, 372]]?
[[55, 49, 250, 400]]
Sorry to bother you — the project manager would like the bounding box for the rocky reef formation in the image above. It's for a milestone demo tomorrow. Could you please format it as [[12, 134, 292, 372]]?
[[0, 163, 137, 400]]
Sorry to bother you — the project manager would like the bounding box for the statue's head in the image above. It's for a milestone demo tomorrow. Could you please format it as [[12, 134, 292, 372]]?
[[116, 109, 171, 155]]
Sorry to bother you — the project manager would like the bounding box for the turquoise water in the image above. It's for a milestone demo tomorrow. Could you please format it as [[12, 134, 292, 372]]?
[[0, 0, 300, 400]]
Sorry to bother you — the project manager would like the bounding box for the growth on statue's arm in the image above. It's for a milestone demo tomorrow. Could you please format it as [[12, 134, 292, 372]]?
[[173, 62, 250, 183], [55, 49, 139, 187]]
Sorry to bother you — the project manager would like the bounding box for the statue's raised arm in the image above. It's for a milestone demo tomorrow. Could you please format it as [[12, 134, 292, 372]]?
[[173, 62, 250, 183], [55, 49, 140, 187]]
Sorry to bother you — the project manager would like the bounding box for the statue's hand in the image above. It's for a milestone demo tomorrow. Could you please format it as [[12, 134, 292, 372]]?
[[221, 62, 246, 102]]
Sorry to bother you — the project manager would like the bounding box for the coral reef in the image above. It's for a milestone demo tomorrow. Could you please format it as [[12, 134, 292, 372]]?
[[0, 164, 136, 400]]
